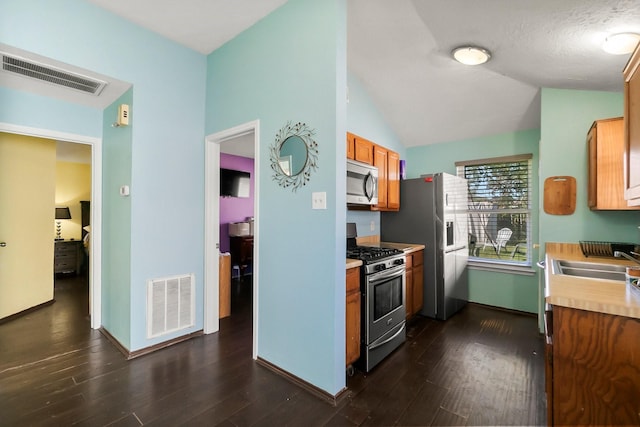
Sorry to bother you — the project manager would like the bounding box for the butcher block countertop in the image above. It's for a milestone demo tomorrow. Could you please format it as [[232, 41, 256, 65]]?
[[346, 259, 363, 269], [379, 242, 425, 254], [545, 242, 640, 319]]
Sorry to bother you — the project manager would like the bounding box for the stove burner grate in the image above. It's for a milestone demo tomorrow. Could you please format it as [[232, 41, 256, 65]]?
[[346, 246, 404, 263]]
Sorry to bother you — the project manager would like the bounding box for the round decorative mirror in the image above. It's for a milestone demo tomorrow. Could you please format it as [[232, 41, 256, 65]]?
[[270, 121, 318, 191], [278, 135, 308, 176]]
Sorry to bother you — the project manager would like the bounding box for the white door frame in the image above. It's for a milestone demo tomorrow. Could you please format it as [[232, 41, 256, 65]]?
[[204, 120, 259, 359], [0, 122, 103, 329]]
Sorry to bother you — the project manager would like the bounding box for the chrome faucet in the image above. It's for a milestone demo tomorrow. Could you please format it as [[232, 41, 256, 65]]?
[[613, 251, 640, 266]]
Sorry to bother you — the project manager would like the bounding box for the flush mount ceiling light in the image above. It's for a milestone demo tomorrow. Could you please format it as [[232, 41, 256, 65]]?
[[452, 46, 492, 65], [602, 33, 640, 55]]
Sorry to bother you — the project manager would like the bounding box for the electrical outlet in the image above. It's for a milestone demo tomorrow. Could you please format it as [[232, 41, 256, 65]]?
[[370, 221, 375, 231], [312, 192, 327, 209]]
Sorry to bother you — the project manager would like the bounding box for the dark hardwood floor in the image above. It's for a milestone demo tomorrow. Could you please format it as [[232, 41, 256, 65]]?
[[0, 273, 546, 426]]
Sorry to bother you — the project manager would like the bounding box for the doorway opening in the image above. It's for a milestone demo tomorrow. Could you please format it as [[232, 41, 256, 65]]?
[[204, 120, 259, 359], [54, 141, 92, 321], [0, 123, 102, 329]]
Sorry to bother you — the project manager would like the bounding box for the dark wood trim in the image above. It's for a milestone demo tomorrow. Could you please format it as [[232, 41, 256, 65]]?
[[0, 299, 54, 324], [99, 327, 203, 360], [256, 357, 348, 406]]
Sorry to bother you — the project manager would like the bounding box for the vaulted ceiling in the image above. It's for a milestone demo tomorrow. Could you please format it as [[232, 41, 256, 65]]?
[[37, 0, 640, 149]]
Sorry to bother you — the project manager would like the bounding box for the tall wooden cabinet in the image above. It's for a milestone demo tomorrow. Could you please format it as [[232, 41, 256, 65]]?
[[345, 266, 361, 368], [623, 43, 640, 205], [587, 117, 639, 210]]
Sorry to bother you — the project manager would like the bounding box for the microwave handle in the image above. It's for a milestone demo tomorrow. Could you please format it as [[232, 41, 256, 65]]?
[[364, 172, 377, 201]]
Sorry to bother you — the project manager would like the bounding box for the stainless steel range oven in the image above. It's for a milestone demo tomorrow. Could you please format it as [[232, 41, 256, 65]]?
[[347, 223, 406, 372], [361, 253, 406, 372]]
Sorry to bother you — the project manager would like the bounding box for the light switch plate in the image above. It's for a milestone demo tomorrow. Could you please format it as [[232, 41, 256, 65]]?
[[312, 192, 327, 209]]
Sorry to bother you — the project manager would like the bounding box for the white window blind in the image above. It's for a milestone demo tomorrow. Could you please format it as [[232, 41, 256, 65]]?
[[456, 154, 532, 267]]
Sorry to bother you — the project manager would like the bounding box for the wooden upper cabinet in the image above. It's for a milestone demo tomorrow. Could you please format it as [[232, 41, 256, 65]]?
[[624, 44, 640, 205], [346, 132, 355, 160], [346, 131, 401, 211], [387, 150, 400, 210], [373, 145, 388, 209], [354, 135, 374, 165], [588, 117, 639, 210]]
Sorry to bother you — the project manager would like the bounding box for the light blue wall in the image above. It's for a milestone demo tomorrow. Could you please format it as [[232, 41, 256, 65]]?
[[406, 129, 541, 314], [540, 88, 639, 245], [0, 87, 102, 136], [346, 72, 404, 236], [206, 0, 347, 395], [2, 0, 207, 350], [101, 89, 133, 345], [347, 73, 405, 155]]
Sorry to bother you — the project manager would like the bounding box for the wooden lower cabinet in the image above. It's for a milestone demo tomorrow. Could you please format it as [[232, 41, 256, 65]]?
[[548, 305, 640, 426], [405, 250, 424, 320], [346, 266, 361, 368]]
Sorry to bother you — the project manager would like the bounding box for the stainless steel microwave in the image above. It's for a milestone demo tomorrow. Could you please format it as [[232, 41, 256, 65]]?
[[347, 159, 378, 205]]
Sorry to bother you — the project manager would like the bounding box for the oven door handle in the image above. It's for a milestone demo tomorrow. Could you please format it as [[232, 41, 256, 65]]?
[[369, 323, 406, 351], [368, 266, 404, 283]]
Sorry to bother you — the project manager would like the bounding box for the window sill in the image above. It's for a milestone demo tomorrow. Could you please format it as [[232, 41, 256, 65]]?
[[468, 260, 537, 276]]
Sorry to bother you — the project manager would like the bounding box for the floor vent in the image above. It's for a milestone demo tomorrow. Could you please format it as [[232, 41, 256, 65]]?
[[147, 274, 195, 339], [1, 52, 107, 95]]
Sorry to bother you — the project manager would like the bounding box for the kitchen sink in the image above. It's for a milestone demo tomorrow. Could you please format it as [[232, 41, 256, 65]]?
[[551, 259, 627, 282]]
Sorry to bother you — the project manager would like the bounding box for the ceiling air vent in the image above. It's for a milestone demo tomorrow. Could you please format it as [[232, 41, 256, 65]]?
[[1, 53, 107, 96]]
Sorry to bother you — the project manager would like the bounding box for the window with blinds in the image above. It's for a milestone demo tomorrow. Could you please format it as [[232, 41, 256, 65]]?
[[456, 154, 532, 266]]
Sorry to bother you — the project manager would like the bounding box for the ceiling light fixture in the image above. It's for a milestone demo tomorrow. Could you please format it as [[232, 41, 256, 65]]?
[[602, 33, 640, 55], [452, 46, 491, 65]]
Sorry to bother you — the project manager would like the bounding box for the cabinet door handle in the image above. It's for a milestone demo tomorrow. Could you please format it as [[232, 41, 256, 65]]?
[[0, 242, 6, 247]]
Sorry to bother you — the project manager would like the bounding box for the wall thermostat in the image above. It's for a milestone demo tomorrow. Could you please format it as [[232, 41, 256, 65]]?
[[117, 104, 130, 126]]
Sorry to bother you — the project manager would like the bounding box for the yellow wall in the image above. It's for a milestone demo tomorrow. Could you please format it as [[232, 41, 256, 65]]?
[[0, 133, 56, 319], [55, 161, 91, 240]]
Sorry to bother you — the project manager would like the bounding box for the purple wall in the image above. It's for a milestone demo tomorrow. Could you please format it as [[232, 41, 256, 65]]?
[[219, 153, 255, 253]]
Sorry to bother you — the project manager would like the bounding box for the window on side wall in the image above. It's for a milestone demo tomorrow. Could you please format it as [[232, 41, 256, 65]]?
[[456, 154, 533, 273]]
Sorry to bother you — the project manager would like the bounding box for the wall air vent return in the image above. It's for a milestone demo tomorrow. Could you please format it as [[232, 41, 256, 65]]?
[[1, 53, 107, 95], [147, 274, 195, 339]]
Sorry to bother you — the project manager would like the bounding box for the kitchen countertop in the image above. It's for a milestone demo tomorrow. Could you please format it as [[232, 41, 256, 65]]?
[[346, 241, 425, 269], [346, 259, 363, 269], [379, 241, 425, 254], [545, 242, 640, 319]]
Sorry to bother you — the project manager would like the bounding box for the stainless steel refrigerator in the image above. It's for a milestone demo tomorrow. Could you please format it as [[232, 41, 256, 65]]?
[[381, 173, 469, 320]]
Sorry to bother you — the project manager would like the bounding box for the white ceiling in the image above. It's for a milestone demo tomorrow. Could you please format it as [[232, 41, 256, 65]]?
[[8, 0, 640, 155], [348, 0, 640, 146]]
